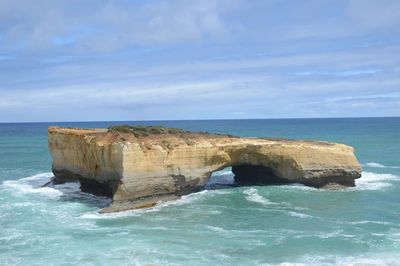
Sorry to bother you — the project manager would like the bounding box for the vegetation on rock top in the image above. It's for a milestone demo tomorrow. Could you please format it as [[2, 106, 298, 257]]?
[[107, 125, 191, 137], [107, 125, 236, 138]]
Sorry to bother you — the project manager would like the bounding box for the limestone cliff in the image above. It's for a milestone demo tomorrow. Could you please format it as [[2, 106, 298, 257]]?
[[48, 126, 362, 212]]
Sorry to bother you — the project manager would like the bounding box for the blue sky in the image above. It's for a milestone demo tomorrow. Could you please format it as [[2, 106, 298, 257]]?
[[0, 0, 399, 122]]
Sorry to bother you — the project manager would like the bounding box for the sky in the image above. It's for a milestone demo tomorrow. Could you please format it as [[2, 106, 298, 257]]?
[[0, 0, 400, 122]]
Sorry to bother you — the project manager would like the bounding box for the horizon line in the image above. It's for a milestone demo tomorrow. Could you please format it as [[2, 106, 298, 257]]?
[[0, 115, 399, 124]]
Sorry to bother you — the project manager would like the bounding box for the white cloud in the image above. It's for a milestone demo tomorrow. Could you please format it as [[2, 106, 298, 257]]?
[[0, 0, 400, 121], [0, 42, 399, 121], [0, 0, 237, 52], [2, 0, 400, 53]]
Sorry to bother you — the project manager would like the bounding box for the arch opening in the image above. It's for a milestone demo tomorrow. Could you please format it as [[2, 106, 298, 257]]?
[[206, 164, 293, 190], [205, 167, 235, 189], [232, 165, 292, 185]]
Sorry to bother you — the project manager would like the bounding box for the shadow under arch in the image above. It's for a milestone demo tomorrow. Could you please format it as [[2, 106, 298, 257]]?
[[205, 164, 295, 191]]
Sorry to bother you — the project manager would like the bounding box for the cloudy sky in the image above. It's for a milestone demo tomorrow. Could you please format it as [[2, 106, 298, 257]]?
[[0, 0, 399, 122]]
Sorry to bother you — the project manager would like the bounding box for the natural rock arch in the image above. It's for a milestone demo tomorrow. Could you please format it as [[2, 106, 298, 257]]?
[[48, 126, 362, 212], [201, 148, 303, 186]]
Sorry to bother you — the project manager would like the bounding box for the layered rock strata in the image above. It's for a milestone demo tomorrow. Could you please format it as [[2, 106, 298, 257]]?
[[48, 126, 362, 212]]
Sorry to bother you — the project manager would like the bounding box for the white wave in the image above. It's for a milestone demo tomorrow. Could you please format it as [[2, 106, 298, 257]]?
[[354, 171, 398, 191], [0, 231, 24, 242], [280, 252, 400, 266], [278, 183, 318, 191], [81, 203, 165, 219], [80, 211, 115, 219], [358, 172, 398, 182], [281, 171, 399, 192], [339, 257, 399, 266], [279, 263, 306, 266], [365, 162, 386, 168], [174, 189, 229, 206], [15, 172, 53, 182], [211, 167, 233, 176], [333, 254, 400, 266], [12, 202, 35, 207], [1, 172, 92, 201], [287, 211, 313, 219], [292, 232, 357, 242], [81, 189, 228, 219], [316, 230, 347, 239], [243, 188, 275, 205], [346, 220, 393, 226], [205, 225, 230, 234], [387, 228, 400, 242], [365, 162, 399, 169], [204, 225, 273, 238], [53, 182, 81, 193], [2, 172, 64, 199]]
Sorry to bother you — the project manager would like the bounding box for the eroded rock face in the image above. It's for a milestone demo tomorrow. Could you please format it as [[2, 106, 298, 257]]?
[[48, 126, 362, 212]]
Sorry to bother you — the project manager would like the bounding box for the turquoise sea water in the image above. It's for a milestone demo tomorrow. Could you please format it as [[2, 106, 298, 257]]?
[[0, 118, 399, 265]]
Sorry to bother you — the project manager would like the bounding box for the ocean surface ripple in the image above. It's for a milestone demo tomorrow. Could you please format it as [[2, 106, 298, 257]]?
[[0, 118, 399, 265]]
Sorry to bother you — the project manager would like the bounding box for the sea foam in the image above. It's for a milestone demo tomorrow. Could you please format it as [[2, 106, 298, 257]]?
[[243, 187, 276, 205], [1, 172, 92, 201], [211, 167, 233, 176], [284, 253, 400, 266], [2, 172, 63, 198], [287, 211, 313, 219], [355, 171, 398, 191], [81, 189, 228, 219]]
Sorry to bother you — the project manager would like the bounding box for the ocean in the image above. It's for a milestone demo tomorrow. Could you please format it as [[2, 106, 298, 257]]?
[[0, 118, 399, 265]]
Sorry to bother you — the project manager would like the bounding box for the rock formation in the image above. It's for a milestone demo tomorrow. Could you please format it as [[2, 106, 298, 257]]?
[[48, 126, 362, 212]]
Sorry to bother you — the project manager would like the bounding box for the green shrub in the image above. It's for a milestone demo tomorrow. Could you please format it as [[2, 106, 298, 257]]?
[[107, 125, 189, 137], [107, 125, 237, 138]]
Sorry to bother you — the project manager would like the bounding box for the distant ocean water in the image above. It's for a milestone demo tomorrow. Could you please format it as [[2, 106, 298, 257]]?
[[0, 118, 399, 265]]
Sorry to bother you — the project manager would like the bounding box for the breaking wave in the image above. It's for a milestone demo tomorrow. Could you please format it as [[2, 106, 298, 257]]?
[[243, 187, 276, 205], [1, 172, 109, 207], [365, 162, 399, 169], [279, 253, 400, 266], [211, 167, 233, 176], [287, 211, 313, 219], [2, 172, 63, 199], [81, 189, 228, 219], [355, 171, 399, 191]]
